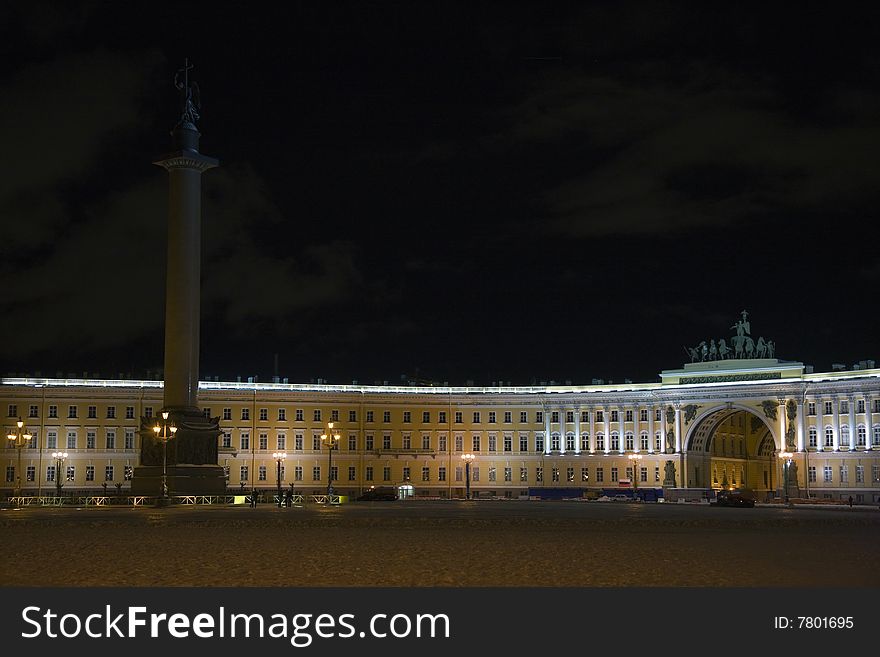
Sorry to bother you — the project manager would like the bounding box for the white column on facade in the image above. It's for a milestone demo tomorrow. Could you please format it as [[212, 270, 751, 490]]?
[[544, 408, 551, 455], [866, 394, 874, 450], [574, 408, 581, 455], [603, 407, 610, 455], [778, 398, 786, 452], [796, 400, 805, 452], [832, 398, 840, 451], [559, 407, 565, 455], [618, 403, 625, 454], [848, 395, 857, 451], [660, 404, 666, 454], [674, 404, 682, 453], [631, 404, 638, 452], [814, 396, 823, 452], [588, 407, 595, 454], [648, 404, 655, 454]]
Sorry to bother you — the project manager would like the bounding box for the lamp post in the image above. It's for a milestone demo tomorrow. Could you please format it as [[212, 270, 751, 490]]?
[[780, 450, 793, 505], [272, 452, 286, 507], [51, 451, 68, 497], [628, 453, 643, 498], [152, 411, 177, 502], [7, 418, 32, 498], [461, 453, 475, 500], [320, 422, 340, 497]]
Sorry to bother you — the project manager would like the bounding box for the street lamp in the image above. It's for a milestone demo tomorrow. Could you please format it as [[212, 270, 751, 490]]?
[[320, 422, 340, 497], [780, 450, 793, 505], [461, 453, 475, 500], [51, 451, 68, 497], [272, 452, 286, 507], [152, 411, 177, 502], [7, 418, 32, 498], [628, 453, 643, 497]]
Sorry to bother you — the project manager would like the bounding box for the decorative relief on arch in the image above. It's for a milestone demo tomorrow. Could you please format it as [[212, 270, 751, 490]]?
[[683, 404, 700, 425], [760, 400, 778, 421]]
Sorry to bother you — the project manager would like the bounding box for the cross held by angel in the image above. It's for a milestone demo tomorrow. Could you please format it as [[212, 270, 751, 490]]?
[[174, 58, 201, 127]]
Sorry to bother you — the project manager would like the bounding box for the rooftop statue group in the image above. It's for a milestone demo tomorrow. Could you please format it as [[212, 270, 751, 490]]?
[[685, 310, 775, 363]]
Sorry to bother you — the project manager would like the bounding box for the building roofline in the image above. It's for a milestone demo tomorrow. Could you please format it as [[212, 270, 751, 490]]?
[[3, 368, 879, 396]]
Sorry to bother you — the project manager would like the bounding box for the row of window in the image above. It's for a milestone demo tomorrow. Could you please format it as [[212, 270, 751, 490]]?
[[807, 400, 880, 415], [5, 464, 133, 483], [217, 408, 667, 424], [7, 404, 139, 420], [9, 462, 880, 487], [218, 431, 671, 453], [4, 430, 138, 450], [807, 464, 880, 484], [807, 426, 880, 448], [223, 464, 663, 485], [9, 425, 880, 453], [10, 399, 880, 424]]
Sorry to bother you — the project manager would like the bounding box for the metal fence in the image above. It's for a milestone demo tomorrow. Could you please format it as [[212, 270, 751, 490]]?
[[5, 493, 315, 507]]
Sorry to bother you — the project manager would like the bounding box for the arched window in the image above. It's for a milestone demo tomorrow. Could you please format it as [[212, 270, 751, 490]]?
[[640, 432, 649, 450], [610, 432, 620, 451], [624, 432, 634, 450], [596, 433, 605, 451], [824, 427, 834, 448], [840, 425, 850, 446], [856, 425, 866, 447], [808, 427, 817, 448]]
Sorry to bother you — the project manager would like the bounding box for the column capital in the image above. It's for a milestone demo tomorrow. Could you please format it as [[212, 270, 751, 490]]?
[[153, 149, 219, 172]]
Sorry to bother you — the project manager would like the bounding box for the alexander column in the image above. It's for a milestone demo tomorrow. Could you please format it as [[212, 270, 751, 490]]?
[[133, 61, 225, 497]]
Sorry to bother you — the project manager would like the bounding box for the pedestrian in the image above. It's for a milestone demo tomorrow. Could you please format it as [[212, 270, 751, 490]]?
[[285, 488, 293, 507], [250, 490, 258, 508], [848, 495, 853, 508]]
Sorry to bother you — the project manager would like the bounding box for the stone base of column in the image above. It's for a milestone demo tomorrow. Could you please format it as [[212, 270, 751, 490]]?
[[131, 464, 227, 495], [133, 408, 225, 495]]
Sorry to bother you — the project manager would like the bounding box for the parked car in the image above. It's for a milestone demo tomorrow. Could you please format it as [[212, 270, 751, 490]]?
[[715, 489, 755, 508], [357, 486, 398, 501]]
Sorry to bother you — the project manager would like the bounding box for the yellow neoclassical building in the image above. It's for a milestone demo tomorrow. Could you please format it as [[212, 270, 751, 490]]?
[[2, 356, 880, 503]]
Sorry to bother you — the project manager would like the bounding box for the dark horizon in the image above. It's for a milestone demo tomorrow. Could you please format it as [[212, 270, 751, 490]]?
[[2, 2, 879, 386]]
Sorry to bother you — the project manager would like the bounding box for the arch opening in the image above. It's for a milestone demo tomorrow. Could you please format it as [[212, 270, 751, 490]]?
[[685, 408, 778, 494]]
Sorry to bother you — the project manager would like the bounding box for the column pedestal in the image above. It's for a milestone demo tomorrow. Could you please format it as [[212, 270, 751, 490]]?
[[133, 408, 226, 495]]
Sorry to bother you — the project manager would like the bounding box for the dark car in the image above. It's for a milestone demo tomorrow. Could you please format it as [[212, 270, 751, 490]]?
[[715, 489, 755, 508], [357, 486, 398, 501]]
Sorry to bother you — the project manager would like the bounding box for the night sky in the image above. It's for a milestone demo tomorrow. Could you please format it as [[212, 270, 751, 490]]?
[[2, 2, 879, 386]]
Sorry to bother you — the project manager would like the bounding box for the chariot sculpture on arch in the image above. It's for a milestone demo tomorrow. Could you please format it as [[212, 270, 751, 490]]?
[[684, 310, 777, 363]]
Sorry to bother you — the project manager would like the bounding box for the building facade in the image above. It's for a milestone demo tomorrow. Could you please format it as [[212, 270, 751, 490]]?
[[3, 358, 880, 502]]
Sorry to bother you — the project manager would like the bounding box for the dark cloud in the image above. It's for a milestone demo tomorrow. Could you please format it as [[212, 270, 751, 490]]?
[[0, 50, 163, 253], [3, 3, 879, 382], [0, 50, 365, 366], [500, 64, 880, 236]]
